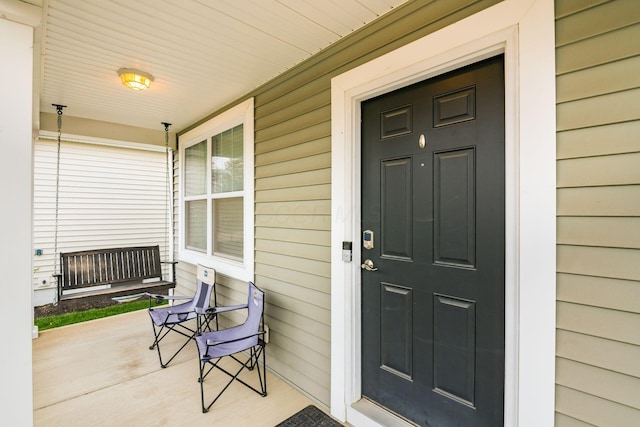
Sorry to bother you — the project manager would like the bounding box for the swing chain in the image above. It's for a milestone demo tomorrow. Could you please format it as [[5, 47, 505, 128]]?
[[52, 104, 66, 305], [161, 122, 173, 282]]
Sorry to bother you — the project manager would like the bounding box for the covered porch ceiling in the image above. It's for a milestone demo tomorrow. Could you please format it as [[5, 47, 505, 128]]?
[[25, 0, 408, 133]]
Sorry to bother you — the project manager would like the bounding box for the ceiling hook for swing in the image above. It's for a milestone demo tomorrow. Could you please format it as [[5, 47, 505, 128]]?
[[161, 122, 172, 150], [53, 104, 67, 131], [52, 104, 67, 115]]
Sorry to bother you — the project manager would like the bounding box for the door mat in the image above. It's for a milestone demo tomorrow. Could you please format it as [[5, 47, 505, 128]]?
[[275, 405, 343, 427]]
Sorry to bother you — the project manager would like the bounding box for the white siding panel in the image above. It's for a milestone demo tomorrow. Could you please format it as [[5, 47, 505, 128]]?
[[33, 139, 171, 303]]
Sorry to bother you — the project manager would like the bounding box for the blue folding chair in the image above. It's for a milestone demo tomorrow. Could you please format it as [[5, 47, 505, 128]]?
[[147, 265, 217, 368], [195, 282, 267, 413]]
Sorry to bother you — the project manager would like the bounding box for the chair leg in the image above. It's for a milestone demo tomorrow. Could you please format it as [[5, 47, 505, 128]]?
[[149, 321, 168, 368], [149, 319, 198, 368], [199, 345, 268, 413], [198, 312, 218, 335], [200, 357, 239, 413], [259, 342, 267, 396], [246, 345, 267, 396], [199, 359, 209, 413], [248, 347, 257, 370]]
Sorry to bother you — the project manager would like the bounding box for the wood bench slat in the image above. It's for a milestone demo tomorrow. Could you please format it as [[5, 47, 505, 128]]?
[[57, 245, 175, 301], [60, 281, 174, 301]]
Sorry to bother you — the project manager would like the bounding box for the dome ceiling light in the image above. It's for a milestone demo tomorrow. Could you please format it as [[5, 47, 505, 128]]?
[[117, 68, 154, 91]]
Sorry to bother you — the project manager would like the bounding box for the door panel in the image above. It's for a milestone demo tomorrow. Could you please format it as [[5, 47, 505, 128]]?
[[433, 294, 476, 406], [434, 148, 476, 268], [381, 158, 413, 260], [381, 283, 413, 379], [361, 55, 505, 427]]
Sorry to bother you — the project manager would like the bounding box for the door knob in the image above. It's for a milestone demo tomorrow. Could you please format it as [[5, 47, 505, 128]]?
[[361, 259, 378, 271]]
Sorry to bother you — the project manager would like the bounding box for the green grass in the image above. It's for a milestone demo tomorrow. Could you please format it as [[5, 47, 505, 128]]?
[[35, 300, 161, 331]]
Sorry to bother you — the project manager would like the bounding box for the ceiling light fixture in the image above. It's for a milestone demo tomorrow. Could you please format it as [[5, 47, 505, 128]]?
[[117, 68, 154, 91]]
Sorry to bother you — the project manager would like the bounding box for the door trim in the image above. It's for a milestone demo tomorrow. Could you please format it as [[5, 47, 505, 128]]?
[[330, 1, 556, 426]]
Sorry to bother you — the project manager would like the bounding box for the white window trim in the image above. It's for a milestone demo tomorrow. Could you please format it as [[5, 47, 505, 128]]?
[[178, 98, 254, 281], [330, 1, 556, 426]]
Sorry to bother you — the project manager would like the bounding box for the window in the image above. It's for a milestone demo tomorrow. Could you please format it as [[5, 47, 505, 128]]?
[[179, 98, 254, 280]]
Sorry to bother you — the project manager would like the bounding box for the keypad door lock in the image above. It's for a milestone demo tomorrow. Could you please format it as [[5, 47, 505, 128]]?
[[363, 230, 374, 250]]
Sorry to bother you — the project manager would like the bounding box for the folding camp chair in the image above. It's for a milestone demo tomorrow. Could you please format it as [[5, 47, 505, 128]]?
[[195, 281, 267, 413], [147, 264, 217, 368]]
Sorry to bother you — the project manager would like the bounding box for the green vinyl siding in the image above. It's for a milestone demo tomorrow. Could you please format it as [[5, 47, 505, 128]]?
[[252, 0, 502, 406], [555, 0, 640, 425], [177, 0, 501, 406], [253, 1, 504, 405]]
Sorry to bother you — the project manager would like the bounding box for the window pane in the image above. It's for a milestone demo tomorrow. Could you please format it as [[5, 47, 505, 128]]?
[[213, 197, 243, 260], [186, 200, 206, 251], [212, 124, 243, 193], [185, 140, 207, 196]]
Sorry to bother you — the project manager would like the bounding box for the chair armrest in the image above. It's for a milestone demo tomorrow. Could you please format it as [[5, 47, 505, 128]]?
[[206, 304, 248, 314], [160, 260, 178, 265], [111, 293, 147, 303], [206, 330, 265, 346], [145, 292, 191, 309], [144, 292, 191, 301], [167, 308, 196, 316]]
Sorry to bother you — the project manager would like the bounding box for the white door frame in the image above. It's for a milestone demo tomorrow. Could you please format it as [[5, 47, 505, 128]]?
[[330, 1, 556, 426]]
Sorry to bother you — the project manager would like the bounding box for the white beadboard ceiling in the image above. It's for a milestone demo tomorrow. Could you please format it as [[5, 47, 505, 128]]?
[[35, 0, 408, 133]]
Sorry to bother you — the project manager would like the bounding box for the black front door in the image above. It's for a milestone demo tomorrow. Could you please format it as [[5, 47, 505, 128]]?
[[361, 55, 505, 427]]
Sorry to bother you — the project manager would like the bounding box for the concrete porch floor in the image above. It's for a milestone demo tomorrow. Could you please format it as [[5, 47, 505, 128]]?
[[33, 309, 318, 426]]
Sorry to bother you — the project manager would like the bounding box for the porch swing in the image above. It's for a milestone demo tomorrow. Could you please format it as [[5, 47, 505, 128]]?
[[51, 105, 176, 306]]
